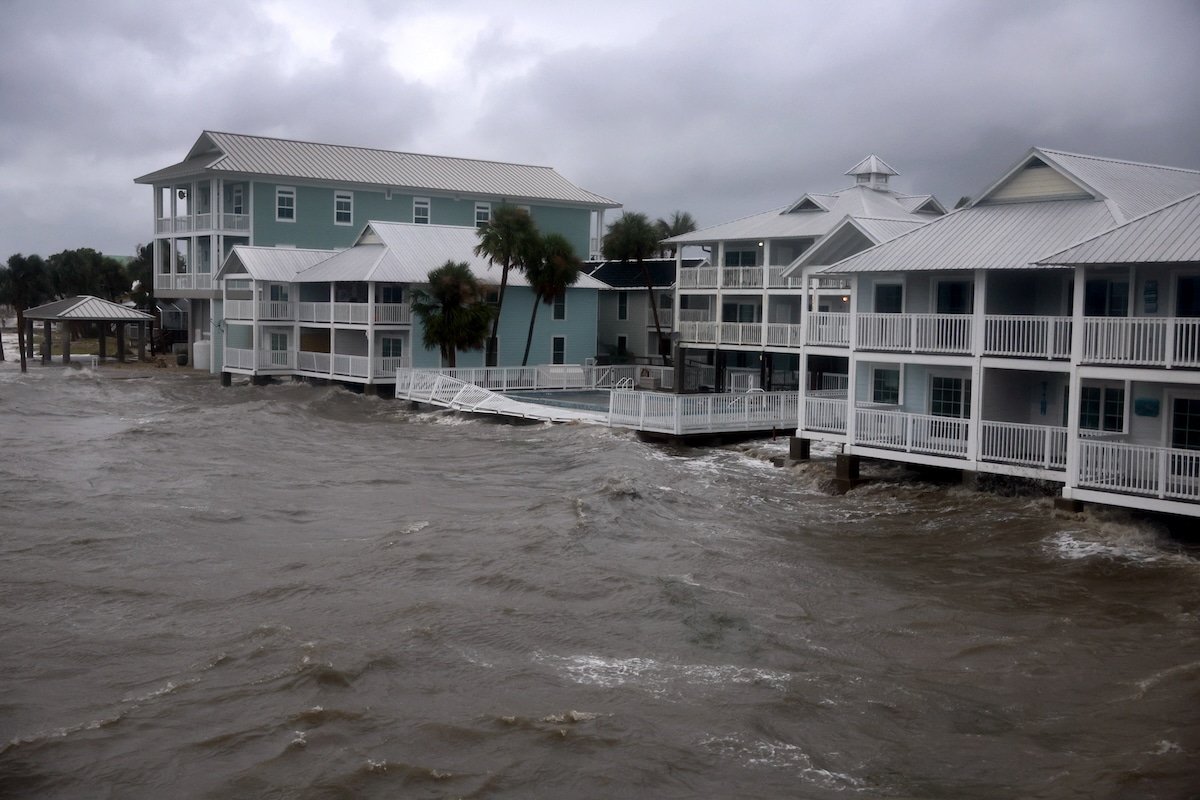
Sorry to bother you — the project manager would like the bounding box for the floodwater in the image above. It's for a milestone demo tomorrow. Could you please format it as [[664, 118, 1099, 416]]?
[[1, 355, 1199, 799]]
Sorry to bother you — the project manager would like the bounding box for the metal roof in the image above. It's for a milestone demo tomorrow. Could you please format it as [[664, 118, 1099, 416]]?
[[23, 296, 155, 321], [665, 184, 943, 245], [845, 155, 898, 177], [817, 199, 1118, 274], [974, 147, 1200, 221], [217, 246, 337, 282], [792, 216, 931, 270], [136, 131, 620, 208], [293, 221, 607, 289], [587, 257, 704, 289], [1038, 191, 1200, 266]]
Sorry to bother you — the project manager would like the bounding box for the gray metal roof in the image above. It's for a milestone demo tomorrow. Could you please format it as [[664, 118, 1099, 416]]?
[[820, 148, 1200, 275], [845, 155, 898, 177], [1038, 191, 1200, 266], [24, 296, 155, 321], [817, 199, 1118, 274], [792, 216, 931, 270], [294, 221, 607, 289], [665, 185, 943, 245], [217, 247, 337, 282], [136, 131, 620, 208], [975, 147, 1200, 221]]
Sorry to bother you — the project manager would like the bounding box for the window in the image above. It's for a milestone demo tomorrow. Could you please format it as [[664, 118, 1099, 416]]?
[[413, 197, 430, 224], [276, 187, 296, 222], [231, 185, 244, 215], [269, 284, 288, 302], [270, 332, 288, 351], [475, 203, 491, 228], [930, 376, 971, 418], [617, 335, 628, 355], [617, 291, 628, 320], [1080, 385, 1124, 432], [381, 285, 404, 304], [552, 336, 566, 364], [872, 367, 900, 405], [552, 292, 566, 320], [1172, 397, 1200, 450], [874, 283, 903, 313], [334, 191, 353, 225], [724, 250, 756, 267], [381, 337, 404, 359], [1084, 279, 1129, 316], [937, 281, 972, 314], [1176, 276, 1200, 317]]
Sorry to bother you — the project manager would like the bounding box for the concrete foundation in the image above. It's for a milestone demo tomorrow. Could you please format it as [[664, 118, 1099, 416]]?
[[832, 453, 866, 494], [789, 436, 811, 461]]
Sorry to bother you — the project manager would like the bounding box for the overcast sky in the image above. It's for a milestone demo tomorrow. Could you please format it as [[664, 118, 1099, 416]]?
[[1, 0, 1198, 259]]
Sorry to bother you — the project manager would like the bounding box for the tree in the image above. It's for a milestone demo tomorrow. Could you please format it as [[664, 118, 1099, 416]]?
[[602, 211, 668, 360], [654, 210, 697, 257], [521, 233, 582, 366], [473, 206, 538, 366], [410, 260, 495, 368], [1, 253, 52, 372]]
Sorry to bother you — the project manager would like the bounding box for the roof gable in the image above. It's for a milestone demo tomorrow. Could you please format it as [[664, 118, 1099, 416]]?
[[976, 152, 1093, 205]]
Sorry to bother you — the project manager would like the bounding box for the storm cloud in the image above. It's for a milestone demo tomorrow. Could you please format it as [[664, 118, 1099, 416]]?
[[1, 0, 1197, 258]]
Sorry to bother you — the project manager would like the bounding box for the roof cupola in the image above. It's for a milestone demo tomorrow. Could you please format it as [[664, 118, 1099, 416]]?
[[846, 155, 898, 191]]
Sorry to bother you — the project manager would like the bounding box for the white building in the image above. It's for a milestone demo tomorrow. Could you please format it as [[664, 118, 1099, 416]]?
[[797, 147, 1200, 517]]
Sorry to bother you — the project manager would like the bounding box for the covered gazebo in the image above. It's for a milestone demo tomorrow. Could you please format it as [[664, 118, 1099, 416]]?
[[22, 296, 156, 365]]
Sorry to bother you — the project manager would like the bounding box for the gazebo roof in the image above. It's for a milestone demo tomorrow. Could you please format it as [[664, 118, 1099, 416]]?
[[23, 296, 155, 322]]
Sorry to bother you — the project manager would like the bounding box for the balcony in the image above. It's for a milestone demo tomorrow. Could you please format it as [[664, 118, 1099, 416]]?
[[1078, 440, 1200, 502], [225, 347, 294, 371], [154, 213, 250, 235], [857, 313, 973, 354], [222, 302, 412, 326], [224, 300, 294, 321], [155, 273, 214, 292], [1082, 317, 1200, 368], [807, 312, 850, 346], [679, 267, 718, 289]]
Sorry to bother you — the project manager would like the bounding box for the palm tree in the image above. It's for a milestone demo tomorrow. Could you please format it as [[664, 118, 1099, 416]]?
[[473, 205, 538, 366], [521, 233, 581, 366], [1, 254, 51, 372], [602, 211, 668, 360], [410, 260, 495, 368], [654, 210, 697, 257]]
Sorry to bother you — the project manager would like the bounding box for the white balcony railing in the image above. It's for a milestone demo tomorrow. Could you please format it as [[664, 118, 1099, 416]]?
[[259, 300, 294, 321], [985, 315, 1071, 359], [720, 322, 762, 346], [679, 321, 719, 344], [765, 323, 804, 348], [980, 421, 1068, 470], [722, 267, 764, 289], [806, 312, 850, 346], [855, 408, 970, 457], [155, 273, 214, 292], [1079, 441, 1200, 501], [294, 302, 411, 325], [609, 390, 798, 436], [767, 266, 805, 289], [857, 313, 972, 354], [679, 267, 718, 289], [1082, 317, 1200, 368], [223, 347, 293, 371], [154, 213, 249, 234], [804, 395, 848, 433]]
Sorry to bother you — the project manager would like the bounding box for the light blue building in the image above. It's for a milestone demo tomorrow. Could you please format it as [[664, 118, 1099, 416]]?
[[135, 131, 620, 370], [216, 222, 606, 389]]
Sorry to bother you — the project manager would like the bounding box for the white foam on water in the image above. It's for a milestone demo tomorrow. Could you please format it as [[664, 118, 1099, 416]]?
[[1044, 526, 1194, 566], [540, 653, 792, 697], [700, 734, 862, 788]]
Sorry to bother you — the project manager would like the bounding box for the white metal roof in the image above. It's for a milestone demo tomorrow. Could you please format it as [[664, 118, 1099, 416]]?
[[818, 199, 1119, 274], [974, 148, 1200, 221], [844, 155, 898, 177], [217, 247, 336, 282], [136, 131, 620, 208], [791, 216, 932, 270], [293, 222, 608, 289], [665, 185, 943, 245], [1038, 191, 1200, 266]]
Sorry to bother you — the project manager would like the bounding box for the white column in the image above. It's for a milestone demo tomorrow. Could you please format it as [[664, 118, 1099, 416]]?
[[1064, 267, 1086, 494]]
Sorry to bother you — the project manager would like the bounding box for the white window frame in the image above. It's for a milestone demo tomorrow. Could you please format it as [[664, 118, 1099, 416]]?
[[617, 291, 628, 320], [381, 336, 404, 359], [551, 335, 566, 365], [276, 187, 296, 222], [231, 185, 244, 215], [552, 292, 566, 320], [475, 202, 491, 228], [334, 191, 353, 226], [413, 197, 430, 225]]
